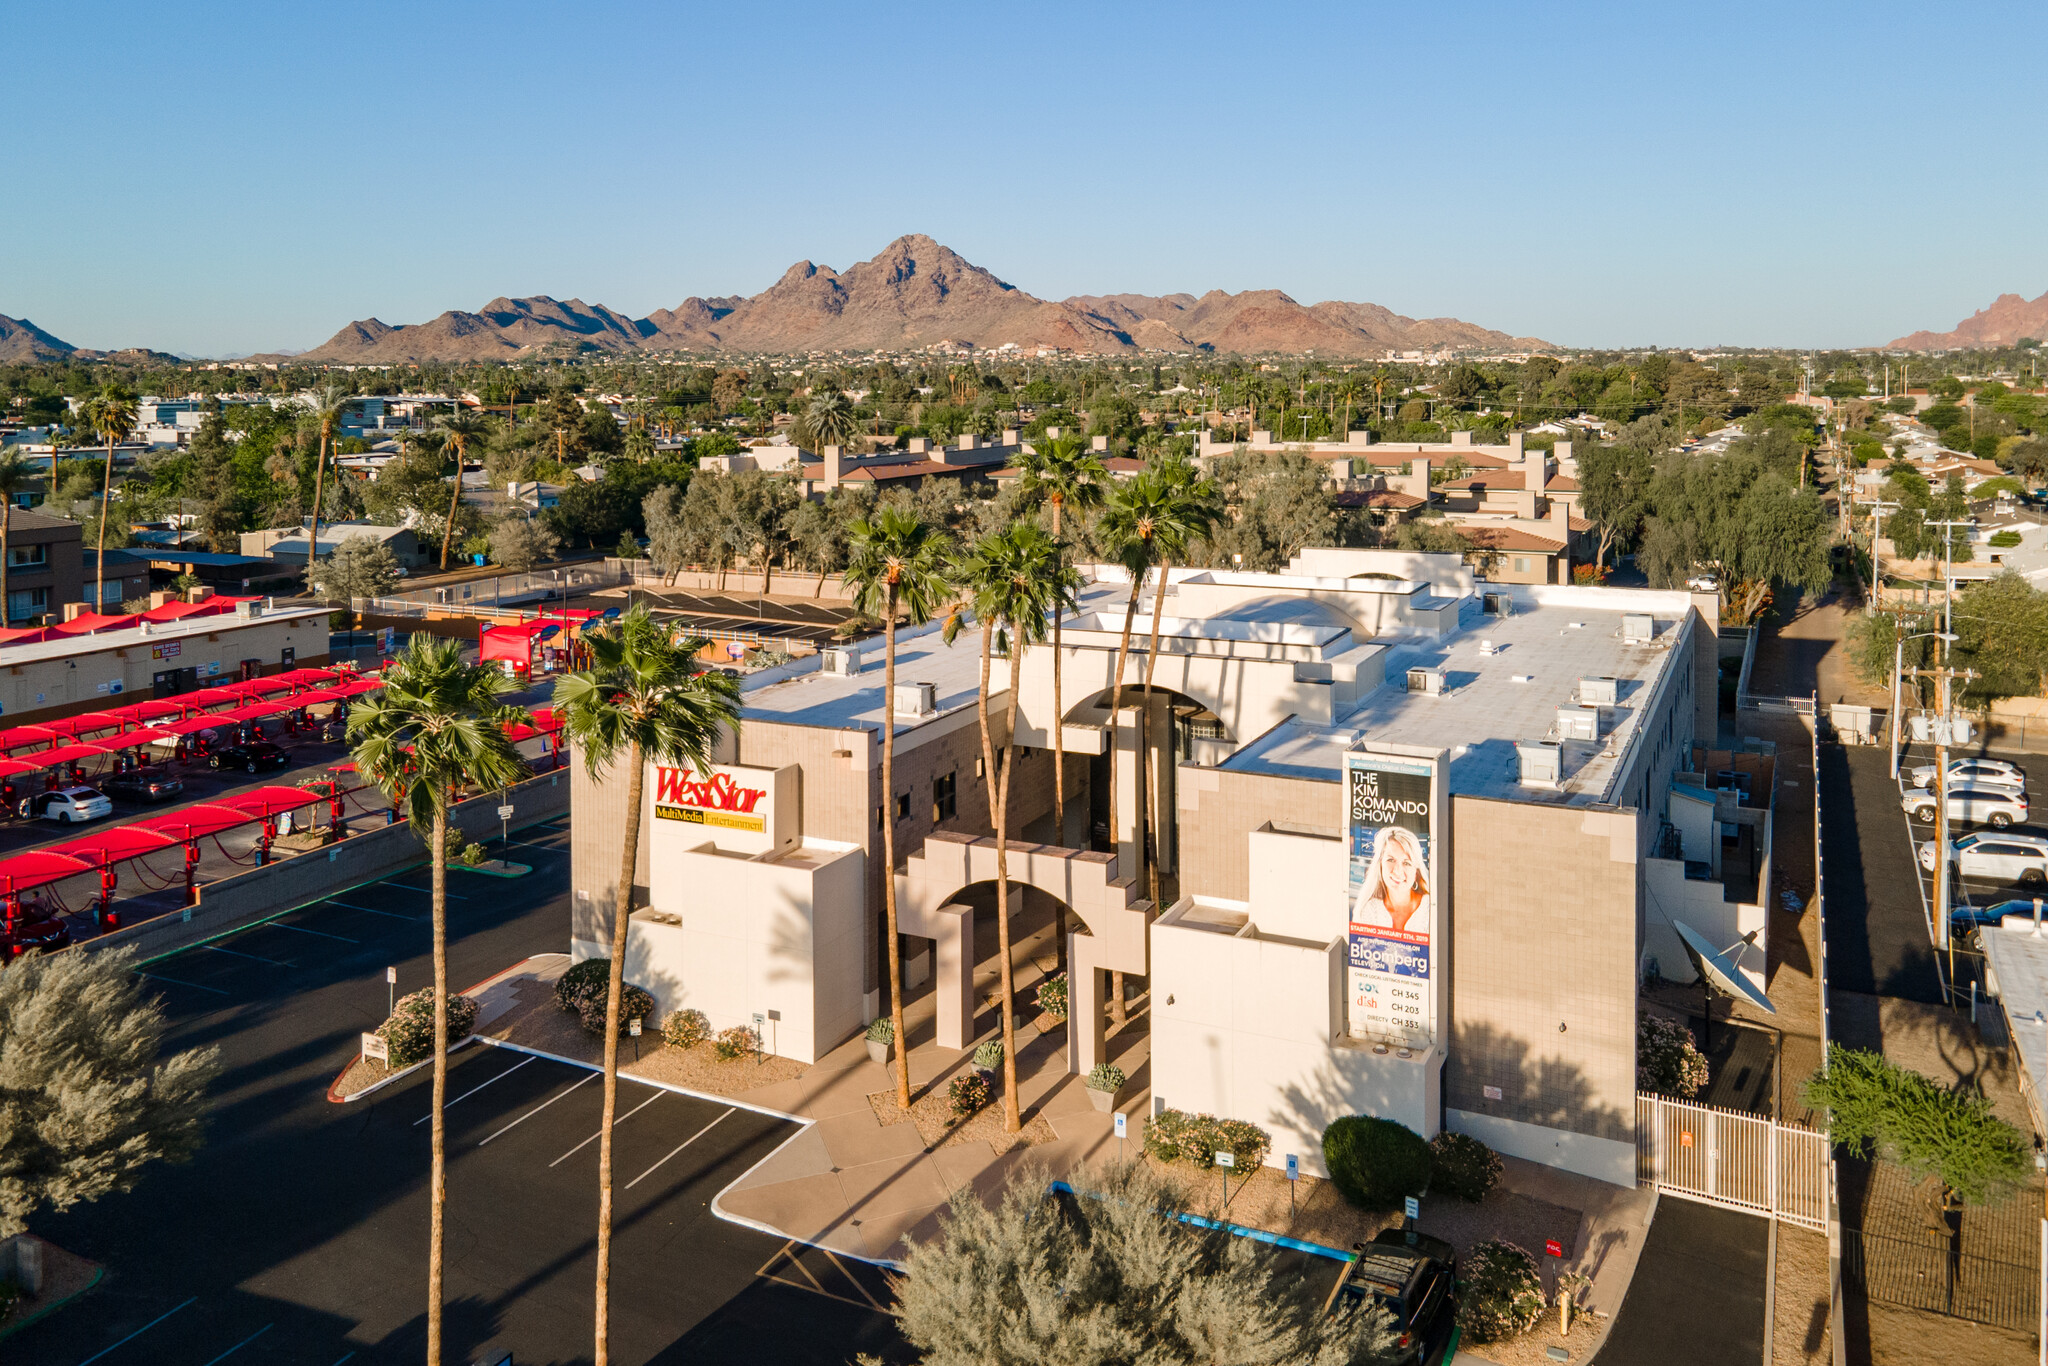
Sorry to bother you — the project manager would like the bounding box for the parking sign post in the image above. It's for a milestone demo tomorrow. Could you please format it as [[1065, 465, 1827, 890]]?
[[1215, 1149, 1235, 1212], [386, 965, 396, 1016], [1114, 1110, 1126, 1161], [1286, 1153, 1299, 1222]]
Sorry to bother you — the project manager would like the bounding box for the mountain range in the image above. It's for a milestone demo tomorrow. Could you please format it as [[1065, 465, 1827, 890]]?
[[1886, 289, 2048, 350], [288, 235, 1550, 362], [0, 313, 178, 365]]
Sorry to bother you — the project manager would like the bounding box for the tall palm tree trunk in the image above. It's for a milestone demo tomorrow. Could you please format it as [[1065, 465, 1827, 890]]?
[[1104, 568, 1144, 1027], [309, 429, 329, 583], [1048, 499, 1068, 978], [439, 440, 461, 570], [595, 740, 645, 1366], [1141, 560, 1173, 910], [883, 586, 912, 1108], [427, 807, 449, 1366], [95, 439, 115, 611], [974, 620, 1023, 1131]]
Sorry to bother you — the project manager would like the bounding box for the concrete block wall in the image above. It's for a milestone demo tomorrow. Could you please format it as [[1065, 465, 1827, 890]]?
[[1177, 764, 1343, 903]]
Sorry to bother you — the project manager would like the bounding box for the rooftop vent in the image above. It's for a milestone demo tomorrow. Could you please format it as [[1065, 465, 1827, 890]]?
[[1406, 667, 1444, 696], [1477, 639, 1497, 656], [1556, 706, 1600, 741], [1579, 676, 1619, 706], [1515, 740, 1563, 788], [819, 646, 863, 676], [893, 681, 937, 719], [1621, 613, 1654, 642], [1482, 592, 1514, 617]]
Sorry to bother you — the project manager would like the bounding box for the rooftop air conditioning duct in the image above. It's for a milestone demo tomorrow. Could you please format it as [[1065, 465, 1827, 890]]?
[[1556, 706, 1599, 741], [893, 681, 937, 718], [1515, 740, 1563, 788], [820, 646, 862, 676], [1621, 613, 1653, 642], [1482, 592, 1514, 617], [236, 599, 262, 619], [1579, 676, 1619, 706], [1406, 667, 1445, 696]]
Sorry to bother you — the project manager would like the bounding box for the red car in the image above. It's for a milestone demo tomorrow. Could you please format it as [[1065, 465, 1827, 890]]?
[[2, 907, 72, 960]]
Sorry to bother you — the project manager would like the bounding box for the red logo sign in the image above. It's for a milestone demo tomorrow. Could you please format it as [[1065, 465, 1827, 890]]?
[[1544, 1239, 1564, 1258], [655, 766, 766, 814]]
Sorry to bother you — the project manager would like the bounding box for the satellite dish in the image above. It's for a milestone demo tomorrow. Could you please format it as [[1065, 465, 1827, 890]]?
[[1674, 920, 1775, 1015]]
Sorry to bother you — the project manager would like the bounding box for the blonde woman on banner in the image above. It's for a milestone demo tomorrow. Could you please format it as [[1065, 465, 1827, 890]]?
[[1351, 825, 1430, 935]]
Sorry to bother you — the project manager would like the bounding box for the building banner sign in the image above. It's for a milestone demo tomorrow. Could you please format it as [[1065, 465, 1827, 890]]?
[[1345, 751, 1440, 1049], [654, 765, 769, 834]]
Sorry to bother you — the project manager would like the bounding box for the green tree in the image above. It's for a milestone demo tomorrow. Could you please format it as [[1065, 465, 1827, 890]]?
[[321, 534, 401, 610], [888, 1159, 1399, 1366], [487, 513, 561, 572], [84, 383, 136, 608], [0, 946, 219, 1237], [844, 506, 955, 1109], [1803, 1044, 2031, 1211], [951, 522, 1078, 1131], [0, 448, 34, 625], [554, 606, 741, 1366], [437, 411, 491, 570], [347, 637, 530, 1366], [799, 389, 859, 450], [1578, 418, 1665, 568]]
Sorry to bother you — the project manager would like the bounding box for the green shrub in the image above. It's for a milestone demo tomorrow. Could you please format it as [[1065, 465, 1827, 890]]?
[[1143, 1108, 1271, 1170], [973, 1038, 1004, 1071], [1036, 972, 1068, 1019], [1992, 530, 2023, 548], [661, 1008, 710, 1049], [377, 988, 481, 1067], [577, 982, 655, 1036], [457, 841, 488, 867], [950, 1070, 991, 1119], [1458, 1239, 1546, 1342], [1322, 1115, 1432, 1211], [865, 1017, 895, 1044], [553, 957, 614, 1015], [1086, 1063, 1125, 1093], [1428, 1131, 1502, 1202], [712, 1024, 759, 1060], [1638, 1014, 1710, 1098]]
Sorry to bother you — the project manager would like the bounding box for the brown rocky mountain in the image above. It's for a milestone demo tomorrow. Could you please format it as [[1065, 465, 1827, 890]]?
[[299, 234, 1549, 361], [1887, 289, 2048, 350], [0, 314, 78, 362]]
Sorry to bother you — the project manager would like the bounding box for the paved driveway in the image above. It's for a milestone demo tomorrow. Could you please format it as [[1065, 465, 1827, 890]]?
[[1595, 1198, 1769, 1366]]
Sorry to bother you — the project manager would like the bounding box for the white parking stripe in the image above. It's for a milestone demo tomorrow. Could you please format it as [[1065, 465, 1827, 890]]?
[[326, 901, 415, 919], [549, 1090, 663, 1167], [136, 972, 229, 995], [76, 1295, 197, 1365], [202, 945, 291, 966], [381, 881, 468, 900], [478, 1071, 598, 1145], [413, 1057, 536, 1125], [624, 1108, 734, 1189], [265, 921, 357, 943], [198, 1323, 272, 1366]]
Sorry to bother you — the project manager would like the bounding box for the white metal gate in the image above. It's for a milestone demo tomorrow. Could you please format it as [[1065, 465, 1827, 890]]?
[[1636, 1093, 1830, 1232]]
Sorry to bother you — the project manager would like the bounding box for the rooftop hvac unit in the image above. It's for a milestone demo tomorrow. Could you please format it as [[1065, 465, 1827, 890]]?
[[1555, 706, 1599, 741], [819, 646, 863, 676], [235, 599, 263, 619], [1579, 676, 1619, 706], [1406, 667, 1444, 696], [1482, 592, 1514, 617], [1515, 740, 1562, 788], [893, 681, 937, 718], [1621, 613, 1653, 642]]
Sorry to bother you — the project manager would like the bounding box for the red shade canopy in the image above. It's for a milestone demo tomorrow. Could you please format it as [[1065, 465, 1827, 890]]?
[[0, 850, 93, 893], [130, 804, 255, 842], [49, 612, 140, 635], [45, 826, 180, 864], [218, 786, 327, 819]]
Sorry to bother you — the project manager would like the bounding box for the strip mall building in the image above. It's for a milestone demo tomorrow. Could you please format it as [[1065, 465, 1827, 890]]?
[[570, 549, 1767, 1186]]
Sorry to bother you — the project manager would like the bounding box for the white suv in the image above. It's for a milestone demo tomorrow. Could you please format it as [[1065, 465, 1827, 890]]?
[[18, 786, 113, 824], [1920, 832, 2048, 884], [1901, 786, 2029, 829], [1908, 758, 2026, 792]]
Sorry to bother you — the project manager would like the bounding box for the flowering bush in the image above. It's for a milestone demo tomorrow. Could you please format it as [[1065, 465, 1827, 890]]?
[[1143, 1108, 1271, 1170], [1638, 1014, 1711, 1098], [577, 982, 655, 1036], [377, 989, 481, 1068], [973, 1038, 1005, 1072], [1458, 1240, 1546, 1342], [553, 957, 614, 1015], [1429, 1131, 1503, 1202], [950, 1070, 991, 1119], [712, 1024, 760, 1060], [1036, 973, 1068, 1020], [661, 1008, 711, 1049]]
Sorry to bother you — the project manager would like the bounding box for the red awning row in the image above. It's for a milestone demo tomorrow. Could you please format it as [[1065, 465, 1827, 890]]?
[[0, 595, 267, 646], [0, 668, 364, 757], [0, 785, 340, 895]]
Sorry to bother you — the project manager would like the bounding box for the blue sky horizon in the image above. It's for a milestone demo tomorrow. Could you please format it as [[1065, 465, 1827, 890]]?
[[5, 0, 2043, 358]]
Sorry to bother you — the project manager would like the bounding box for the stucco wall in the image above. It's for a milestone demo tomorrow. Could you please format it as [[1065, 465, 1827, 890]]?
[[1176, 763, 1343, 903]]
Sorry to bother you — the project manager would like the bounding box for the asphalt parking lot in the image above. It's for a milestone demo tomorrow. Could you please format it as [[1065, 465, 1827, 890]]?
[[1597, 1198, 1768, 1366], [7, 818, 904, 1366]]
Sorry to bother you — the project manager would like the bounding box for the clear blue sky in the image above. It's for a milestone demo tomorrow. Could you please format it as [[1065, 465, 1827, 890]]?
[[5, 0, 2042, 357]]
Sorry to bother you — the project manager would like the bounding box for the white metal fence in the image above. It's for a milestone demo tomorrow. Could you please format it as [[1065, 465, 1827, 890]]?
[[1636, 1092, 1830, 1233]]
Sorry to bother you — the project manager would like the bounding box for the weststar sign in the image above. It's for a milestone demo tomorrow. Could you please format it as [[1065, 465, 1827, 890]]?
[[654, 765, 768, 832]]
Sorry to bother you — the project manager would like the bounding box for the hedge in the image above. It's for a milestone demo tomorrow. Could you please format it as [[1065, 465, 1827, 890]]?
[[1143, 1109, 1271, 1171], [377, 988, 481, 1068], [1429, 1131, 1502, 1202], [1322, 1115, 1432, 1211]]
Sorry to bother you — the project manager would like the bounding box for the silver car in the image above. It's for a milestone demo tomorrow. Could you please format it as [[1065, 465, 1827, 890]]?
[[1920, 832, 2048, 883], [1908, 758, 2026, 793], [1901, 786, 2028, 828]]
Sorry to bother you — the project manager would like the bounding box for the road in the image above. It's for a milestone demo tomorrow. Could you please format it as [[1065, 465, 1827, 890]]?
[[6, 818, 904, 1366]]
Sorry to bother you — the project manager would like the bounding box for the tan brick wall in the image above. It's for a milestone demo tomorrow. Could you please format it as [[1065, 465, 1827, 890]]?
[[1446, 795, 1637, 1144], [1177, 763, 1343, 902]]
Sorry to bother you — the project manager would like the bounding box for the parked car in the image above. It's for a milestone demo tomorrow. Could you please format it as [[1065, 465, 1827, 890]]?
[[0, 905, 71, 960], [1329, 1227, 1459, 1365], [17, 786, 113, 824], [1907, 758, 2027, 792], [101, 770, 185, 804], [208, 741, 290, 774], [1919, 832, 2048, 883], [1952, 898, 2048, 935], [1900, 786, 2028, 828]]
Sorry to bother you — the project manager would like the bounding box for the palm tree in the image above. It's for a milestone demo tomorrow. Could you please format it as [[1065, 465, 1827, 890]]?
[[805, 390, 858, 451], [844, 506, 954, 1109], [0, 450, 33, 627], [951, 523, 1076, 1131], [303, 383, 349, 580], [555, 606, 741, 1366], [437, 411, 490, 571], [346, 636, 529, 1366], [84, 385, 136, 611], [1011, 434, 1107, 976], [1368, 368, 1394, 427]]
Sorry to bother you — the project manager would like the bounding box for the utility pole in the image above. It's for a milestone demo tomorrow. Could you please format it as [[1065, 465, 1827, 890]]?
[[1863, 499, 1898, 617]]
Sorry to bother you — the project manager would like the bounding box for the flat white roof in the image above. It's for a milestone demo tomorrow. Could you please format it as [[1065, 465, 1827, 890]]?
[[1982, 919, 2048, 1135], [0, 604, 331, 667], [1222, 592, 1688, 804], [738, 616, 994, 733]]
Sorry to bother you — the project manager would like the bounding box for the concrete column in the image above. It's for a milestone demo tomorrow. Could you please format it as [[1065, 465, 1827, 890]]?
[[1067, 945, 1108, 1075], [932, 903, 975, 1050]]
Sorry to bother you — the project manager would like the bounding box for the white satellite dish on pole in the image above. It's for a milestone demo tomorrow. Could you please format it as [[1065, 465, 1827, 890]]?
[[1674, 920, 1776, 1015]]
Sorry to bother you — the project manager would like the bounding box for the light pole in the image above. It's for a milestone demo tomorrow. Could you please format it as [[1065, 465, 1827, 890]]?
[[1891, 628, 1954, 780]]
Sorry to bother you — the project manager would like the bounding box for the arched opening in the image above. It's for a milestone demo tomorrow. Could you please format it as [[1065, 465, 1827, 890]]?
[[1054, 685, 1231, 885]]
